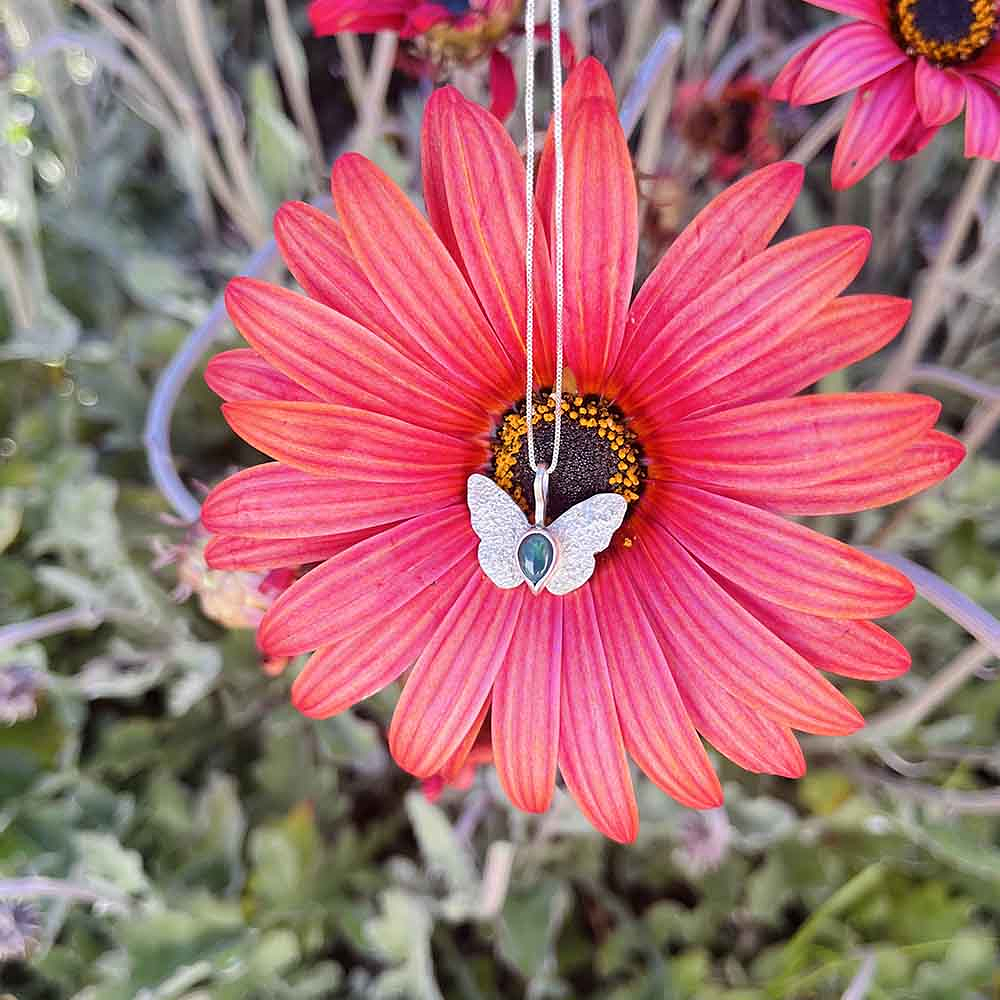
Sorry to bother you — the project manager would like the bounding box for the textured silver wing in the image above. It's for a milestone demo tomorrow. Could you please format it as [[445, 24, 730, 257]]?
[[545, 493, 628, 595], [467, 474, 530, 589]]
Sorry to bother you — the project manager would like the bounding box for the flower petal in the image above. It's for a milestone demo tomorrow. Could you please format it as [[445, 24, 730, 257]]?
[[623, 227, 872, 422], [489, 49, 517, 121], [559, 587, 639, 843], [655, 483, 915, 619], [598, 554, 722, 809], [966, 41, 1000, 87], [615, 163, 804, 388], [205, 349, 319, 402], [291, 550, 479, 718], [891, 116, 939, 160], [389, 576, 525, 777], [636, 522, 865, 735], [331, 153, 519, 405], [225, 278, 489, 436], [722, 430, 965, 515], [832, 63, 918, 189], [273, 202, 414, 353], [308, 0, 410, 34], [204, 528, 383, 571], [771, 36, 824, 102], [673, 294, 911, 420], [716, 574, 911, 680], [963, 76, 1000, 160], [914, 58, 966, 127], [258, 505, 475, 656], [789, 23, 908, 105], [201, 463, 458, 538], [655, 393, 941, 493], [491, 593, 562, 813], [804, 0, 887, 27], [220, 400, 486, 480]]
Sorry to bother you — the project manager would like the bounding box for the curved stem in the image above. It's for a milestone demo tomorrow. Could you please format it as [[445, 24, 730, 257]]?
[[0, 606, 103, 651]]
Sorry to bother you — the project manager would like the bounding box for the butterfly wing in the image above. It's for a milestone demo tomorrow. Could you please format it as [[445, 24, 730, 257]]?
[[467, 474, 530, 589], [546, 493, 628, 595]]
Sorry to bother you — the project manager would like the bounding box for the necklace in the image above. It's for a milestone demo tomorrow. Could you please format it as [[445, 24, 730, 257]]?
[[467, 0, 628, 596]]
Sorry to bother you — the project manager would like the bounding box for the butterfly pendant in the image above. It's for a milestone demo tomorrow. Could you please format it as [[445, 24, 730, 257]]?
[[467, 467, 627, 596]]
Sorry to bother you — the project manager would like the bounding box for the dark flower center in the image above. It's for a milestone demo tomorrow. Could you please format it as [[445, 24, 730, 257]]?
[[439, 0, 473, 13], [891, 0, 996, 65], [491, 391, 646, 521]]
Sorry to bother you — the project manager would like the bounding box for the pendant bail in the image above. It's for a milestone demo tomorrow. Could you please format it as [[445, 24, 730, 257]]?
[[533, 464, 549, 526]]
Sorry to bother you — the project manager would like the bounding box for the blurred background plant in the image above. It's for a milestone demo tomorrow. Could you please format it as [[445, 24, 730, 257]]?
[[0, 1, 998, 997]]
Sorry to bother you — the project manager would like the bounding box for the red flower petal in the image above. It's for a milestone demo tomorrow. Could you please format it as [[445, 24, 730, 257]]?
[[258, 505, 475, 656], [832, 63, 918, 189], [617, 163, 803, 389], [331, 153, 519, 405], [598, 554, 722, 809], [624, 227, 872, 422], [789, 23, 907, 105], [656, 483, 915, 619], [202, 464, 458, 538], [636, 524, 865, 735], [963, 77, 1000, 160], [655, 393, 941, 493], [205, 349, 319, 403], [307, 0, 411, 35], [673, 294, 910, 421], [220, 400, 486, 480], [389, 576, 525, 777], [914, 58, 966, 128], [967, 41, 1000, 88], [274, 202, 416, 355], [204, 529, 383, 571], [491, 593, 562, 813], [224, 278, 489, 436], [559, 587, 639, 844], [723, 430, 965, 516], [488, 49, 517, 121], [291, 550, 478, 718]]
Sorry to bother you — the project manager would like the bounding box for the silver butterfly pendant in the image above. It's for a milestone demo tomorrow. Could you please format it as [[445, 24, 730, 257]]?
[[467, 467, 627, 596]]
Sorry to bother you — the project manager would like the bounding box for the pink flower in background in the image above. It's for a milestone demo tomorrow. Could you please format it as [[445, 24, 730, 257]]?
[[772, 0, 1000, 187]]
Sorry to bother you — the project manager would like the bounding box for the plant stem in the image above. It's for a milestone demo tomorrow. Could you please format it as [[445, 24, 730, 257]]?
[[0, 606, 103, 651], [787, 95, 851, 166]]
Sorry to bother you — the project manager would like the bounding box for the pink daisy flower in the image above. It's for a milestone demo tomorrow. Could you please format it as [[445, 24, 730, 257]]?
[[771, 0, 1000, 187], [202, 59, 964, 842]]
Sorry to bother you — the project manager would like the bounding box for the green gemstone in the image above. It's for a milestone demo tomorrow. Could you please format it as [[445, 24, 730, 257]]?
[[518, 532, 555, 587]]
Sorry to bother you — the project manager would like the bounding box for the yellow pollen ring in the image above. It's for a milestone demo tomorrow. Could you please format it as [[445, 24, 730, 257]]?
[[893, 0, 996, 66]]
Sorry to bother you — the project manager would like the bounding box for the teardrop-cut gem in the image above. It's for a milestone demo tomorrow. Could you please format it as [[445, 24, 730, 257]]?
[[517, 531, 555, 589]]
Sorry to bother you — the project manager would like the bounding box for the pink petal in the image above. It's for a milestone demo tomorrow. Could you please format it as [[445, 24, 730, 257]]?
[[225, 279, 490, 436], [914, 58, 966, 127], [597, 554, 722, 808], [292, 550, 478, 718], [491, 593, 562, 813], [614, 163, 803, 388], [654, 393, 941, 494], [201, 463, 461, 538], [673, 294, 911, 421], [257, 505, 475, 656], [832, 63, 918, 189], [654, 483, 915, 619], [389, 576, 525, 777], [966, 41, 1000, 87], [308, 0, 410, 34], [559, 587, 639, 843], [220, 400, 486, 480], [771, 36, 825, 102], [204, 528, 384, 571], [891, 116, 939, 161], [205, 349, 319, 403], [331, 153, 519, 407], [964, 77, 1000, 159], [789, 23, 907, 106], [635, 523, 866, 735], [488, 49, 517, 121]]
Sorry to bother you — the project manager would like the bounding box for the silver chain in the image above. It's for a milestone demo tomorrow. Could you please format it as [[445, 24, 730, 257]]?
[[524, 0, 565, 475]]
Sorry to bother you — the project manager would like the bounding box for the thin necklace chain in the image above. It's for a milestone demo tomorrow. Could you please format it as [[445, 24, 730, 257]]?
[[524, 0, 565, 475]]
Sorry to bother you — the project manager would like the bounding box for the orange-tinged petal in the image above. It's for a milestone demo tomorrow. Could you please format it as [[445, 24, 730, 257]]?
[[656, 483, 915, 619], [205, 349, 319, 402], [204, 529, 382, 571], [559, 587, 639, 844], [225, 278, 490, 436], [292, 550, 478, 718], [258, 505, 475, 656], [438, 694, 491, 784], [331, 153, 519, 406], [598, 554, 722, 809], [389, 576, 525, 777], [201, 463, 457, 538], [491, 593, 562, 813], [220, 400, 486, 480], [654, 393, 941, 493]]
